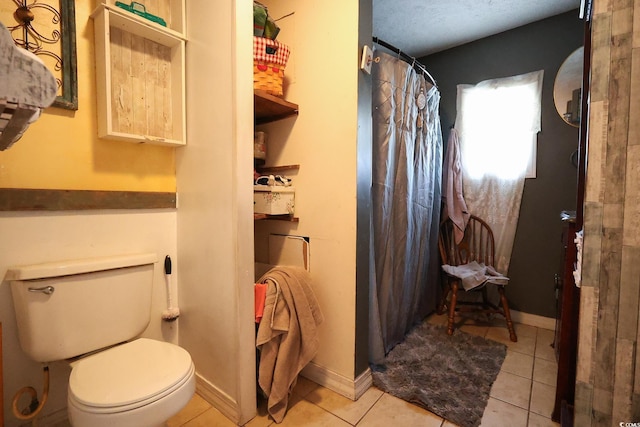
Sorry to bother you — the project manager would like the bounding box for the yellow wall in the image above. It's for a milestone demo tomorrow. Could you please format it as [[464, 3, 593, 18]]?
[[0, 0, 176, 192]]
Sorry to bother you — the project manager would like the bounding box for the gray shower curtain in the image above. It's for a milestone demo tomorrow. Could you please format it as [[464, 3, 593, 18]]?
[[369, 50, 443, 364]]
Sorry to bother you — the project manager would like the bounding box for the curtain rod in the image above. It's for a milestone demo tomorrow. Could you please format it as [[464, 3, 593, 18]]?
[[372, 37, 437, 87]]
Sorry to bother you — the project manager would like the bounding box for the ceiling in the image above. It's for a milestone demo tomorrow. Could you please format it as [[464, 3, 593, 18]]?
[[373, 0, 582, 58]]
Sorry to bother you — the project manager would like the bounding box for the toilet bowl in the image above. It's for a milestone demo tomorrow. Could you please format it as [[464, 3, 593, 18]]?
[[68, 339, 195, 427], [6, 253, 195, 427]]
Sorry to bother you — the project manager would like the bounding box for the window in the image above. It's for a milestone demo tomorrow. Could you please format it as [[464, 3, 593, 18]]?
[[455, 70, 543, 180]]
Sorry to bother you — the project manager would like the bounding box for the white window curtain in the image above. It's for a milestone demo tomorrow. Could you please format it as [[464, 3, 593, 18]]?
[[455, 70, 543, 274]]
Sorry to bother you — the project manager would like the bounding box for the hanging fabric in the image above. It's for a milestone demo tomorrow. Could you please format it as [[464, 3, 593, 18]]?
[[369, 50, 443, 364], [455, 70, 544, 274], [442, 128, 470, 244]]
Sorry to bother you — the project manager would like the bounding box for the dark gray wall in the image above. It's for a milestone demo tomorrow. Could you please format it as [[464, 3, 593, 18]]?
[[420, 10, 583, 318]]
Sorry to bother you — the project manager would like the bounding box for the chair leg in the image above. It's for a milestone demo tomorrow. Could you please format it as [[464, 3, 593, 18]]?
[[437, 281, 450, 315], [481, 287, 491, 321], [447, 280, 459, 336], [498, 286, 517, 342], [481, 287, 490, 309]]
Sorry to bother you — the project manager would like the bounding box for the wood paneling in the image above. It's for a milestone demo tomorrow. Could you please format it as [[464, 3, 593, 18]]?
[[0, 188, 176, 211], [576, 0, 640, 424]]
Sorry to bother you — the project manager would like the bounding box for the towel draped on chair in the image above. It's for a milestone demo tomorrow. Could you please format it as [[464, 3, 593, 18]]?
[[442, 261, 509, 291]]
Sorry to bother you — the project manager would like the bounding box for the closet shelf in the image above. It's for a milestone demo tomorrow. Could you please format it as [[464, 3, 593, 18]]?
[[255, 164, 300, 174], [255, 90, 298, 125], [254, 213, 299, 222]]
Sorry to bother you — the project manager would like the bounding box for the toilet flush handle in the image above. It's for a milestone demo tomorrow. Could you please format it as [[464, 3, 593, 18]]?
[[28, 286, 55, 295]]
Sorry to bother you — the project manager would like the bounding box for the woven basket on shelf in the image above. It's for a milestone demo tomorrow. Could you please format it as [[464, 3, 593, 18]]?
[[253, 36, 290, 97]]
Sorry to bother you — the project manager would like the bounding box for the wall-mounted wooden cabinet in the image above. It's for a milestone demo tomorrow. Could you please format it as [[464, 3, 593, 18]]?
[[91, 2, 186, 146]]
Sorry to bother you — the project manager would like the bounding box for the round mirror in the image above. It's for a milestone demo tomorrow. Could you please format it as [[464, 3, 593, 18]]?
[[554, 47, 584, 127]]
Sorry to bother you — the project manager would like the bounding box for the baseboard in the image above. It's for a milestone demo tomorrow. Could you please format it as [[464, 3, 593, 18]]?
[[510, 310, 555, 330], [195, 373, 240, 424], [354, 367, 374, 399], [300, 362, 372, 401]]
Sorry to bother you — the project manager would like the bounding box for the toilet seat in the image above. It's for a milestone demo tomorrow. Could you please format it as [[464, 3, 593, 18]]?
[[69, 338, 193, 413]]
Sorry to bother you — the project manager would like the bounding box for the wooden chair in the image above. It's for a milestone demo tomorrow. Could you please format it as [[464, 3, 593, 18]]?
[[437, 214, 517, 342]]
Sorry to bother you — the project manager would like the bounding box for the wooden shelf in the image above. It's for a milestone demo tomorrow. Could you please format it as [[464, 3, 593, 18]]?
[[253, 92, 299, 222], [255, 164, 300, 174], [255, 90, 298, 125], [254, 213, 299, 222]]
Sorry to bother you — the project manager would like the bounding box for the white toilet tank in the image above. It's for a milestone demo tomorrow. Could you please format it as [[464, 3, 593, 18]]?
[[7, 253, 157, 363]]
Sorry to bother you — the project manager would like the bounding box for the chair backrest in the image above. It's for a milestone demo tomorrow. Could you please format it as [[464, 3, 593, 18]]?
[[439, 214, 495, 267]]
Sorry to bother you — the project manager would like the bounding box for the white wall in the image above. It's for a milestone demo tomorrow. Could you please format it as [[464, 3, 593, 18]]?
[[178, 0, 256, 424], [0, 211, 178, 427], [255, 0, 361, 385]]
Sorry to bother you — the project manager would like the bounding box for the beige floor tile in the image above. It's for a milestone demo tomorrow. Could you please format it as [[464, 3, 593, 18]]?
[[275, 398, 352, 427], [535, 328, 556, 362], [483, 317, 537, 336], [182, 407, 238, 427], [501, 350, 534, 379], [528, 411, 560, 427], [533, 358, 558, 387], [288, 391, 306, 409], [514, 323, 538, 339], [486, 327, 536, 356], [357, 393, 443, 427], [427, 313, 449, 326], [529, 381, 556, 418], [304, 385, 383, 425], [245, 393, 318, 427], [480, 397, 528, 427], [171, 320, 557, 427], [167, 393, 212, 427], [459, 323, 490, 337], [293, 375, 320, 398], [490, 370, 532, 409], [244, 416, 274, 427], [243, 396, 273, 427]]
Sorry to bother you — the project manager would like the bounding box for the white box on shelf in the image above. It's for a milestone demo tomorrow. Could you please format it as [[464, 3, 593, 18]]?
[[254, 185, 295, 215]]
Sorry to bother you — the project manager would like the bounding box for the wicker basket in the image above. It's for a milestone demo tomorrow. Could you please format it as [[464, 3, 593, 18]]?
[[253, 37, 290, 97]]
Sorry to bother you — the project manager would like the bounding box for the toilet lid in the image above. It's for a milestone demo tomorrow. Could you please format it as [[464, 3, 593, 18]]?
[[69, 338, 193, 408]]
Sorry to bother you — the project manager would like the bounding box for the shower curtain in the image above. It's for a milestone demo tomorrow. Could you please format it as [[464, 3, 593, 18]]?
[[369, 50, 443, 364]]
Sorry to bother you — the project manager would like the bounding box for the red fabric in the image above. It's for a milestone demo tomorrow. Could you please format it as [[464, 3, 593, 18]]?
[[253, 36, 290, 67], [254, 282, 268, 323]]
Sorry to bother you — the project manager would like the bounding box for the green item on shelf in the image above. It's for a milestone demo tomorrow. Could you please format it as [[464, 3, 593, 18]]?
[[253, 1, 267, 37], [115, 1, 167, 27], [253, 1, 280, 40], [263, 16, 280, 40]]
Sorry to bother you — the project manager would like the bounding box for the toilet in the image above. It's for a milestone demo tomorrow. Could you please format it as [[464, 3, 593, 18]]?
[[6, 253, 195, 427]]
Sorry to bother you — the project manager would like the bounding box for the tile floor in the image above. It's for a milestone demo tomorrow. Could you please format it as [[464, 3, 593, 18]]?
[[168, 314, 560, 427]]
